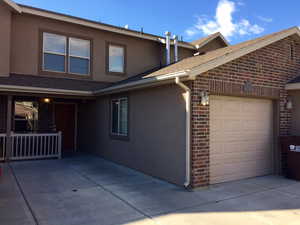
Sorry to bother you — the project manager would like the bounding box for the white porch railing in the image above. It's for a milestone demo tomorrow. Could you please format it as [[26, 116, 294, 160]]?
[[10, 132, 62, 161], [0, 134, 6, 161]]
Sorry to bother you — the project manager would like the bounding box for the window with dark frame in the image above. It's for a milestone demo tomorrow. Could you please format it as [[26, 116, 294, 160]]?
[[42, 32, 91, 75], [108, 44, 125, 73], [111, 97, 128, 136]]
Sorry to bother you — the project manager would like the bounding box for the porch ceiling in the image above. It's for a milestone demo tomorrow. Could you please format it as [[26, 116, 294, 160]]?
[[0, 74, 111, 96]]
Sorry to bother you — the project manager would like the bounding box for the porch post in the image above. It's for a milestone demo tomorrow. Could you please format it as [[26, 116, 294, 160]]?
[[5, 95, 12, 161]]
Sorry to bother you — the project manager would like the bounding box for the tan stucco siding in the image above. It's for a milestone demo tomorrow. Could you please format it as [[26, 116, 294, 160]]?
[[162, 46, 196, 65], [0, 3, 12, 76], [77, 84, 187, 185], [10, 13, 194, 82]]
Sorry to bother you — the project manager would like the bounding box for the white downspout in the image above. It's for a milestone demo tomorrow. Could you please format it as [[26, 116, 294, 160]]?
[[175, 76, 191, 188]]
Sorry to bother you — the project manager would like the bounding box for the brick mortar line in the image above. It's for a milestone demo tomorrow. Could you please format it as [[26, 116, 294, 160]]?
[[8, 163, 40, 225]]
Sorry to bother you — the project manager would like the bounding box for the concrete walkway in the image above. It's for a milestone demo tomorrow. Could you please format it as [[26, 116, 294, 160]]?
[[1, 155, 300, 225]]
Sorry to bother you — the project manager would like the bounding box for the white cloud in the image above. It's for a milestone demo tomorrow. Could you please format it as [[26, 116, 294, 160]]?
[[185, 0, 265, 40], [257, 16, 273, 23]]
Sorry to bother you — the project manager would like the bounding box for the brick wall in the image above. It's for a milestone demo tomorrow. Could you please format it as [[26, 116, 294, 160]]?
[[190, 36, 300, 188], [0, 96, 7, 133]]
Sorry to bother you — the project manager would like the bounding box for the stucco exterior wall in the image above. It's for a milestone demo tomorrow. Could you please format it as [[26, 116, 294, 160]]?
[[77, 84, 187, 185], [0, 3, 12, 76], [10, 13, 195, 83]]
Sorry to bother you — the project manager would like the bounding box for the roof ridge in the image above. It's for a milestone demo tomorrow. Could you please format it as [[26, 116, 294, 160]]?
[[142, 26, 300, 79]]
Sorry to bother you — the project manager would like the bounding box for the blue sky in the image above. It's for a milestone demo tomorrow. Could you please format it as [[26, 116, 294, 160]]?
[[15, 0, 300, 44]]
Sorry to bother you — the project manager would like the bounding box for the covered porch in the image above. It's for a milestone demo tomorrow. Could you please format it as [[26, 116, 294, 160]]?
[[0, 74, 107, 161], [0, 95, 83, 161]]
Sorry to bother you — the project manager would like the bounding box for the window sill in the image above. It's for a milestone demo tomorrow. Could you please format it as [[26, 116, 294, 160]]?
[[106, 71, 126, 76], [39, 70, 93, 80], [109, 133, 129, 141]]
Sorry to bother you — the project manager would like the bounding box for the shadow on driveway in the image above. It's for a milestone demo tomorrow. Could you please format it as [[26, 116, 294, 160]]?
[[1, 155, 300, 225]]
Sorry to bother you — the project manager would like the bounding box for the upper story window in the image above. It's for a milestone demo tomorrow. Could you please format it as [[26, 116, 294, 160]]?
[[69, 38, 90, 75], [42, 32, 91, 75], [107, 43, 126, 74], [43, 33, 66, 73]]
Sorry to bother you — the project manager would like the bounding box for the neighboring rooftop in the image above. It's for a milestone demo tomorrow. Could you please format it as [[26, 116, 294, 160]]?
[[191, 32, 229, 49]]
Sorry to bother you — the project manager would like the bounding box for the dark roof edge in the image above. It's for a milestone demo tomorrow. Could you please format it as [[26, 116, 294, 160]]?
[[18, 4, 195, 49]]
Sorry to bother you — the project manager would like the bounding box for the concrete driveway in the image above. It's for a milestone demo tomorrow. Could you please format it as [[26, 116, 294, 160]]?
[[1, 155, 300, 225]]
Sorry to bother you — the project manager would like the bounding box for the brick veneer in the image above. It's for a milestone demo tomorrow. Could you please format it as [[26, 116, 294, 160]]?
[[190, 36, 300, 188]]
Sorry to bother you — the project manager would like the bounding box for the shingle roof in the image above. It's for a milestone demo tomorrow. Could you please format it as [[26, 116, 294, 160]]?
[[191, 32, 228, 48], [102, 27, 300, 93], [144, 27, 298, 78], [0, 74, 110, 92]]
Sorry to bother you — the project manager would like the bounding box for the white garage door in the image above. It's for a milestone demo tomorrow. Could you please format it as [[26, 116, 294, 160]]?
[[210, 96, 274, 184]]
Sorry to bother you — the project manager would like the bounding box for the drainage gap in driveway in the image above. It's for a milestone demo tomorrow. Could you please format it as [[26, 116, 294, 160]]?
[[8, 163, 40, 225], [72, 189, 78, 192]]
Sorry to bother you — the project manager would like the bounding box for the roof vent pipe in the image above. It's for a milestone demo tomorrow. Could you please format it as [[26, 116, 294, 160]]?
[[173, 35, 178, 62], [165, 31, 171, 65]]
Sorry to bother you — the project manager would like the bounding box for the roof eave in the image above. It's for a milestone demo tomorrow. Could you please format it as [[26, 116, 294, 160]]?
[[19, 5, 195, 50], [194, 32, 230, 49], [189, 27, 300, 77], [0, 84, 93, 96], [2, 0, 22, 13], [94, 71, 193, 96]]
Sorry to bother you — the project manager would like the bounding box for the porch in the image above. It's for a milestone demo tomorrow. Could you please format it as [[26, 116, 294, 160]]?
[[0, 94, 86, 161]]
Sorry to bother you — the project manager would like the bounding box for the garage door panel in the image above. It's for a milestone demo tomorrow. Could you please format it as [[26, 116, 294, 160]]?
[[211, 151, 271, 165], [210, 96, 273, 184], [211, 161, 271, 183], [211, 161, 259, 177]]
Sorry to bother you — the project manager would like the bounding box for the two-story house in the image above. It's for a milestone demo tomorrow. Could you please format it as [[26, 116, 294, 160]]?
[[2, 0, 300, 188]]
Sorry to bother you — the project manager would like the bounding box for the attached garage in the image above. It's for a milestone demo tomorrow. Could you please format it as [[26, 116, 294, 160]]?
[[210, 96, 274, 184]]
